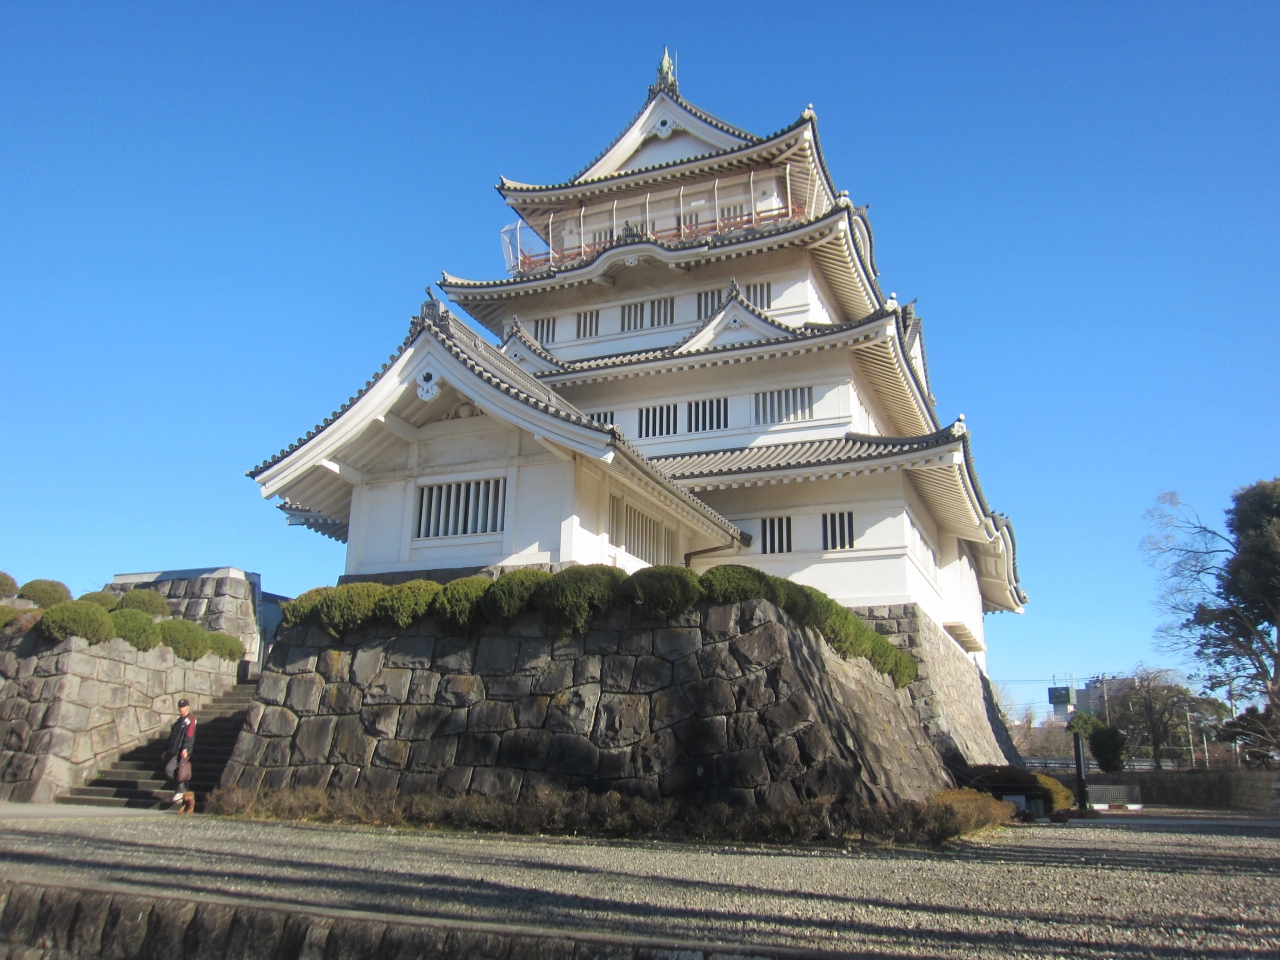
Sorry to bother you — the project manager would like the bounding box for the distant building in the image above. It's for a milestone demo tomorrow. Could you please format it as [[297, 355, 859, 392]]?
[[1048, 676, 1133, 722]]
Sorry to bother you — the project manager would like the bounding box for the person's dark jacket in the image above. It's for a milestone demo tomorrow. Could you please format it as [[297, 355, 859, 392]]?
[[166, 714, 195, 760]]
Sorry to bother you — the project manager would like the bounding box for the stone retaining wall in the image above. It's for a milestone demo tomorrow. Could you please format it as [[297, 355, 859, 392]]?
[[0, 633, 238, 802], [223, 600, 960, 808], [109, 573, 264, 665], [851, 604, 1020, 769]]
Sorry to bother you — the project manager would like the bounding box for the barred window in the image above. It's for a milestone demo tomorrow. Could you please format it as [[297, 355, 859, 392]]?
[[531, 317, 555, 344], [637, 403, 678, 438], [621, 302, 645, 332], [745, 282, 772, 310], [754, 387, 813, 425], [591, 228, 613, 246], [760, 516, 792, 555], [720, 202, 745, 224], [687, 397, 728, 433], [649, 297, 674, 327], [696, 288, 723, 320], [576, 310, 600, 339], [822, 511, 855, 551], [589, 411, 615, 426], [664, 528, 678, 565], [417, 478, 506, 539], [608, 495, 624, 546], [626, 504, 663, 565]]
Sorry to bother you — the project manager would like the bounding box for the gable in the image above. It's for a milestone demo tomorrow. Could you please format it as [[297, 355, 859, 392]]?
[[674, 301, 790, 355]]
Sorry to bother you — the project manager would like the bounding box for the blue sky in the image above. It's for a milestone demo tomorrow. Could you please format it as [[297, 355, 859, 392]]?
[[2, 3, 1276, 714]]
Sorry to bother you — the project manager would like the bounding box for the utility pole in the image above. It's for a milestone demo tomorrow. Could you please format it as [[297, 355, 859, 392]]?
[[1102, 673, 1111, 726], [1185, 707, 1196, 769], [1227, 678, 1241, 768]]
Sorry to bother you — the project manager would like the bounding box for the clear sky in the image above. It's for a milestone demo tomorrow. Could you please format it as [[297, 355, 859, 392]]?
[[2, 3, 1277, 715]]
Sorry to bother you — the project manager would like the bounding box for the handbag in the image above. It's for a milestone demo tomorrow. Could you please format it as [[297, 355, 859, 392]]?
[[177, 759, 193, 783]]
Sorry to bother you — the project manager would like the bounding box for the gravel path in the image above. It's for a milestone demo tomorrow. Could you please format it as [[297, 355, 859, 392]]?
[[0, 807, 1275, 957]]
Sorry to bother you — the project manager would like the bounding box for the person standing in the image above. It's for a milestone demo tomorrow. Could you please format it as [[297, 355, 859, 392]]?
[[163, 699, 196, 812]]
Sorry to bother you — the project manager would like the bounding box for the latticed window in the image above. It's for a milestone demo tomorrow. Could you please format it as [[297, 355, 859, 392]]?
[[417, 478, 506, 539], [696, 288, 723, 320], [621, 302, 645, 332], [745, 282, 772, 310], [649, 298, 675, 327], [754, 386, 813, 424], [589, 411, 615, 425], [720, 203, 746, 225], [591, 228, 613, 246], [822, 511, 855, 551], [576, 310, 600, 339], [637, 403, 678, 438], [626, 505, 663, 565], [531, 317, 555, 344], [664, 528, 678, 565], [687, 397, 728, 433], [760, 516, 792, 555]]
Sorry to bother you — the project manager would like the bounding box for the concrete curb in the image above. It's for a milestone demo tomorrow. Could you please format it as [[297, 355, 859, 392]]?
[[0, 874, 867, 960]]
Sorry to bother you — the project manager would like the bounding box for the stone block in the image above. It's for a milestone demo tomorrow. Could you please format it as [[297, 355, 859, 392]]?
[[683, 678, 736, 717], [514, 640, 552, 675], [545, 733, 599, 775], [730, 621, 789, 672], [262, 736, 292, 766], [732, 672, 775, 712], [475, 637, 519, 675], [704, 603, 740, 640], [697, 643, 742, 680], [32, 882, 81, 951], [400, 772, 438, 794], [373, 739, 410, 769], [484, 675, 533, 700], [531, 662, 573, 696], [440, 708, 468, 736], [90, 723, 118, 755], [361, 705, 401, 739], [762, 693, 816, 739], [715, 748, 771, 788], [364, 668, 412, 704], [727, 713, 770, 751], [408, 737, 457, 773], [329, 763, 361, 790], [113, 707, 141, 745], [292, 764, 334, 789], [290, 716, 337, 764], [386, 637, 435, 668], [659, 758, 713, 795], [469, 766, 522, 801], [601, 656, 635, 693], [286, 674, 325, 715], [349, 646, 386, 686], [283, 646, 319, 675], [258, 706, 300, 738], [256, 671, 289, 706], [592, 693, 650, 749], [323, 683, 363, 714], [767, 662, 803, 700], [673, 716, 727, 756], [765, 737, 804, 780], [408, 670, 442, 704], [70, 732, 94, 764], [583, 630, 618, 655], [740, 599, 781, 628], [41, 700, 90, 730], [633, 728, 681, 777], [457, 732, 500, 766], [317, 649, 351, 683], [756, 780, 799, 810], [596, 747, 634, 778], [650, 686, 695, 730], [329, 715, 376, 767], [468, 701, 516, 732], [552, 634, 583, 660], [654, 627, 701, 661], [629, 656, 671, 693], [618, 630, 653, 656], [671, 653, 701, 685], [793, 759, 861, 800], [437, 674, 485, 707], [432, 638, 475, 674], [516, 695, 549, 728], [574, 655, 602, 685], [498, 728, 552, 769], [398, 704, 449, 740], [795, 722, 836, 765], [97, 659, 126, 685], [231, 732, 267, 766], [61, 651, 99, 680], [544, 684, 601, 735]]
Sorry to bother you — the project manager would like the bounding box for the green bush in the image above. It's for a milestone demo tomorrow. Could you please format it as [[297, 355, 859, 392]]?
[[0, 572, 16, 598], [480, 568, 552, 623], [1035, 773, 1076, 812], [78, 591, 119, 611], [314, 582, 388, 639], [533, 565, 628, 634], [374, 580, 442, 628], [205, 631, 247, 661], [40, 600, 115, 644], [968, 765, 1074, 811], [160, 618, 211, 661], [110, 608, 161, 651], [699, 564, 784, 605], [116, 588, 170, 618], [433, 576, 493, 636], [0, 607, 18, 630], [280, 587, 329, 629], [18, 579, 72, 609], [1089, 726, 1128, 773], [623, 566, 704, 620]]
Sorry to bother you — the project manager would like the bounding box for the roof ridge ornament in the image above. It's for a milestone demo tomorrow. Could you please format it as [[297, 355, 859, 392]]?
[[648, 46, 679, 100], [950, 414, 967, 437]]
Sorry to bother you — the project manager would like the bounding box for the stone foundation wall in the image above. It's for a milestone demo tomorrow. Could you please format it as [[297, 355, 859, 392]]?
[[0, 633, 239, 802], [223, 600, 955, 808], [850, 604, 1021, 769], [109, 575, 263, 664]]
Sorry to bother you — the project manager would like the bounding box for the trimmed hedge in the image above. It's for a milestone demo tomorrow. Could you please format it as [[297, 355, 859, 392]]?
[[374, 580, 442, 629], [18, 579, 72, 609], [280, 587, 327, 630], [206, 631, 247, 661], [623, 565, 704, 620], [315, 582, 388, 638], [160, 618, 210, 661], [434, 576, 493, 636], [533, 564, 628, 634], [116, 588, 171, 618], [700, 564, 783, 605], [0, 572, 16, 598], [78, 591, 119, 612], [111, 608, 161, 651], [40, 601, 115, 644], [480, 568, 552, 623]]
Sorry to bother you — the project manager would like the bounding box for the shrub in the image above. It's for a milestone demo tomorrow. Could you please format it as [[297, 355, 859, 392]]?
[[116, 588, 171, 618], [314, 582, 388, 639], [968, 765, 1074, 811], [1089, 726, 1128, 773], [0, 572, 16, 598], [280, 587, 329, 630], [533, 565, 628, 634], [18, 579, 72, 609], [111, 608, 161, 651], [699, 564, 783, 605], [40, 600, 115, 644], [480, 568, 552, 623], [1035, 773, 1076, 812], [78, 591, 119, 611], [925, 789, 1014, 840], [0, 606, 21, 630], [433, 576, 493, 635], [623, 566, 704, 620], [374, 580, 442, 628], [205, 631, 246, 661], [160, 618, 211, 661]]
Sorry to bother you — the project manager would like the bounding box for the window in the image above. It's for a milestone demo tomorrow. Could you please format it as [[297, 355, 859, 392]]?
[[637, 403, 678, 438], [590, 228, 613, 246], [908, 516, 939, 577], [608, 495, 624, 546], [682, 211, 700, 230], [531, 317, 555, 345], [822, 511, 855, 551], [649, 297, 674, 327], [589, 411, 615, 426], [745, 282, 772, 310], [720, 203, 745, 225], [687, 397, 728, 433], [754, 387, 813, 425], [664, 528, 678, 566], [607, 497, 670, 567], [417, 478, 506, 539], [576, 310, 600, 339], [696, 288, 723, 320], [760, 516, 792, 555], [621, 302, 645, 332]]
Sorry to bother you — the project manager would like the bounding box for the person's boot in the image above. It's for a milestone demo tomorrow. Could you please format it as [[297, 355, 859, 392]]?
[[181, 792, 196, 814]]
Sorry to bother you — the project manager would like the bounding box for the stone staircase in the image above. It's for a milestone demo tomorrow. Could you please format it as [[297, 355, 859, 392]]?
[[55, 681, 255, 811]]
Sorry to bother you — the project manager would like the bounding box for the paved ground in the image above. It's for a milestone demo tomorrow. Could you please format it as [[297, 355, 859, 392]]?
[[0, 803, 1276, 958]]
